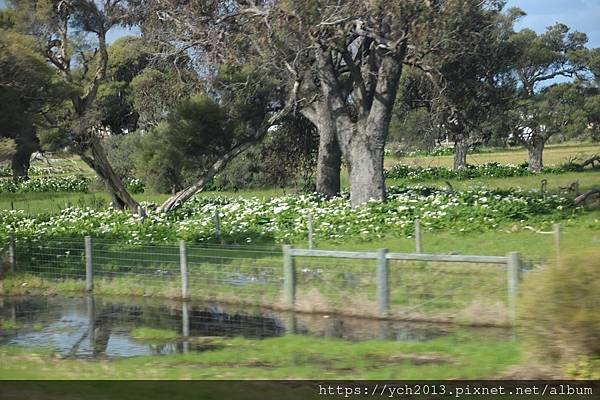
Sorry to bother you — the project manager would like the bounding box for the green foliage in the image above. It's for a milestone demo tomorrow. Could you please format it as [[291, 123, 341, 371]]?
[[103, 132, 143, 181], [0, 175, 90, 193], [129, 51, 201, 130], [384, 162, 578, 181], [95, 37, 157, 135], [0, 319, 19, 330], [213, 116, 318, 191], [127, 178, 145, 194], [519, 249, 600, 362], [0, 186, 579, 245], [135, 94, 230, 193], [131, 327, 178, 342], [565, 357, 600, 379], [0, 138, 16, 163], [0, 28, 68, 150]]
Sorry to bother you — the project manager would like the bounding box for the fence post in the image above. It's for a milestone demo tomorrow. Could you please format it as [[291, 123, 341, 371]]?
[[84, 236, 93, 292], [179, 240, 189, 299], [507, 252, 521, 324], [415, 219, 422, 254], [182, 301, 190, 354], [7, 233, 16, 273], [213, 209, 222, 243], [377, 248, 390, 317], [308, 214, 314, 249], [553, 223, 561, 262], [283, 245, 296, 308]]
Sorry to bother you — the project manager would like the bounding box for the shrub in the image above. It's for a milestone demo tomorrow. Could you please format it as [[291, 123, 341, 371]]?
[[0, 175, 90, 193], [213, 117, 317, 192], [127, 178, 145, 194], [385, 162, 571, 181], [103, 132, 144, 181], [518, 249, 600, 363]]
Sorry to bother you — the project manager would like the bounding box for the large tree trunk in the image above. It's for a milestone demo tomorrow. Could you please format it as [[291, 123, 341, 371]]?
[[527, 137, 545, 172], [11, 147, 32, 182], [453, 135, 469, 171], [11, 127, 39, 181], [303, 103, 342, 197], [315, 49, 403, 206], [315, 121, 341, 198], [345, 131, 386, 205], [341, 57, 402, 206], [80, 136, 140, 211]]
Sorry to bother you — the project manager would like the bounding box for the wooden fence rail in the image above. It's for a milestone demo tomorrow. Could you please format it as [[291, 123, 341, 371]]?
[[284, 246, 521, 323]]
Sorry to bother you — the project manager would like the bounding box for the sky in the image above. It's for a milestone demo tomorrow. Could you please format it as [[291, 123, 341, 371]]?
[[506, 0, 600, 48], [1, 0, 599, 48]]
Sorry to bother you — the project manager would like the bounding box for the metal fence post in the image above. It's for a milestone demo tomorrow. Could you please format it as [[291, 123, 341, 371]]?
[[415, 219, 422, 254], [84, 236, 93, 292], [308, 214, 315, 249], [507, 252, 521, 324], [8, 233, 16, 273], [179, 240, 189, 299], [283, 245, 296, 308], [554, 223, 561, 262], [377, 248, 390, 317]]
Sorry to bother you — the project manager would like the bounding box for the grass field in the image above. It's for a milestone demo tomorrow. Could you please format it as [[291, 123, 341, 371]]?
[[0, 333, 520, 380], [0, 143, 598, 381], [386, 143, 600, 168]]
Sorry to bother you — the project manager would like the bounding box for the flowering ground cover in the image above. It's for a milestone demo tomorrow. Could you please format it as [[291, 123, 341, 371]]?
[[0, 186, 580, 245], [384, 162, 579, 181], [0, 175, 91, 193]]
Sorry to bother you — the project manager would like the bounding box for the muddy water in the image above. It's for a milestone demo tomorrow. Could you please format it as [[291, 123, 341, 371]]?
[[0, 296, 509, 358]]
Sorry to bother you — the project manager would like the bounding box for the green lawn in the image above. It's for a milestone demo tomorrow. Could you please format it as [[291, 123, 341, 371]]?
[[0, 333, 520, 380]]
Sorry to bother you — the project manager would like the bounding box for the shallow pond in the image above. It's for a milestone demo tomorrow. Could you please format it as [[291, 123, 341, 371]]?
[[0, 295, 510, 359]]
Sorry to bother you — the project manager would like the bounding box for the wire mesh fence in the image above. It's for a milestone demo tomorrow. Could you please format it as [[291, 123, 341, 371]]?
[[0, 234, 544, 325], [293, 256, 378, 314], [387, 259, 509, 324]]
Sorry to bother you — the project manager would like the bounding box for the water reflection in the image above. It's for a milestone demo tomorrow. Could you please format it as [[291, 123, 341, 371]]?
[[0, 295, 508, 359]]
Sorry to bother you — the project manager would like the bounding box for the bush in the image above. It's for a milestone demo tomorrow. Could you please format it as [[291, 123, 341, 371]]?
[[0, 175, 90, 193], [104, 132, 143, 181], [518, 249, 600, 363], [213, 117, 317, 192], [385, 162, 571, 181]]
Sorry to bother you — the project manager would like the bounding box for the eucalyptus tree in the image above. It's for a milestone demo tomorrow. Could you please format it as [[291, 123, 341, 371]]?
[[6, 0, 140, 209], [507, 23, 590, 171], [0, 12, 67, 180], [137, 0, 500, 206], [436, 6, 520, 170]]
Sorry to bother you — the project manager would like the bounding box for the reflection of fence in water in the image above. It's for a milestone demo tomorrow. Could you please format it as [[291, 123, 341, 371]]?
[[3, 295, 510, 359]]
